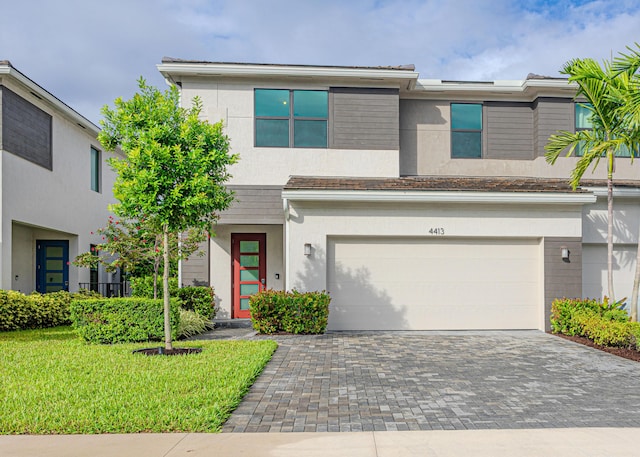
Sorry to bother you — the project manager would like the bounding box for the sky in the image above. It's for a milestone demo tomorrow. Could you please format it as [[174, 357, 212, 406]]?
[[1, 0, 639, 125]]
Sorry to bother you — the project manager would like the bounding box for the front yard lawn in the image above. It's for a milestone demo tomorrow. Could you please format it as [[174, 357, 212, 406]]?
[[0, 327, 277, 434]]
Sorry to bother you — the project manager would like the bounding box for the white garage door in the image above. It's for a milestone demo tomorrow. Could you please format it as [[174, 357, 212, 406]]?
[[327, 237, 541, 331], [582, 244, 637, 302]]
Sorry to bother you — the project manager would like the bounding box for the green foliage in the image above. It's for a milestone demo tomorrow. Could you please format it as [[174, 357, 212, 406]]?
[[98, 78, 238, 349], [177, 286, 216, 319], [177, 309, 213, 338], [249, 290, 330, 334], [0, 326, 277, 433], [0, 290, 100, 331], [99, 79, 237, 235], [550, 296, 640, 349], [130, 276, 179, 298], [70, 298, 180, 344]]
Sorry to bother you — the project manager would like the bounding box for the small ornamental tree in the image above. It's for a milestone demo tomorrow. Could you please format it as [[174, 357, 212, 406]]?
[[74, 217, 206, 298], [99, 78, 237, 350]]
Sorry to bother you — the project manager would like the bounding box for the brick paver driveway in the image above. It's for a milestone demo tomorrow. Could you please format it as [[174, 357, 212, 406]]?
[[222, 331, 640, 432]]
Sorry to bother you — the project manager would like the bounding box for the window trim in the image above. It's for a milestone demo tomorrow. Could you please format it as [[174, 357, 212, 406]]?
[[90, 146, 101, 193], [450, 102, 483, 159], [254, 89, 328, 148]]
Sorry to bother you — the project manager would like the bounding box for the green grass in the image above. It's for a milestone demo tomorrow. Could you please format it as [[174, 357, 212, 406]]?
[[0, 326, 277, 434]]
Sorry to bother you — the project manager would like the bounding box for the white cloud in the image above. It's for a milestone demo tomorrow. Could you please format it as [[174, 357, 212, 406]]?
[[1, 0, 639, 123]]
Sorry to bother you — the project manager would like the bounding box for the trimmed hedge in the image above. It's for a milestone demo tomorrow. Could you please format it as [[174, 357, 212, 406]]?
[[0, 290, 101, 331], [177, 286, 216, 319], [70, 297, 180, 344], [550, 297, 640, 350], [249, 290, 330, 334], [130, 276, 179, 298]]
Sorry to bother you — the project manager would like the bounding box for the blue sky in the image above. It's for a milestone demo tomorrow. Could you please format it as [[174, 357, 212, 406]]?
[[1, 0, 638, 124]]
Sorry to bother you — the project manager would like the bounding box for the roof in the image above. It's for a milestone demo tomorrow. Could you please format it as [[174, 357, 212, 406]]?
[[160, 57, 416, 72], [283, 176, 594, 193], [0, 60, 99, 135]]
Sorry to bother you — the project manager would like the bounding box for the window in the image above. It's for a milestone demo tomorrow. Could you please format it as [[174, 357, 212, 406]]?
[[90, 146, 100, 192], [575, 102, 636, 157], [89, 244, 98, 292], [575, 102, 591, 157], [255, 89, 328, 148], [451, 103, 482, 158]]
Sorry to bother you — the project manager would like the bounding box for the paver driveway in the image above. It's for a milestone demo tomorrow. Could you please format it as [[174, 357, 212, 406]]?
[[222, 331, 640, 432]]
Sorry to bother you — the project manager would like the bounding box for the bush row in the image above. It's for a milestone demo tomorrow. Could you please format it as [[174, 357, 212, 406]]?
[[249, 289, 330, 334], [0, 289, 101, 331], [130, 276, 216, 319], [550, 297, 640, 349], [70, 298, 181, 344]]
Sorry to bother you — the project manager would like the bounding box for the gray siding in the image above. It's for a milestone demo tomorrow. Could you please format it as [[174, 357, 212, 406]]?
[[544, 237, 582, 331], [329, 88, 399, 150], [217, 186, 283, 225], [182, 240, 210, 287], [485, 101, 534, 160], [1, 86, 52, 169], [533, 97, 573, 158]]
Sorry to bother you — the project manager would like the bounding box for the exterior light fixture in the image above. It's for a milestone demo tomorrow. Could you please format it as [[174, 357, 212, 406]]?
[[304, 243, 312, 256], [561, 246, 570, 262]]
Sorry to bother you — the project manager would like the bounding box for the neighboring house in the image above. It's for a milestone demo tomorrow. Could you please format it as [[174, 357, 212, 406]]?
[[0, 61, 118, 294], [157, 59, 640, 331]]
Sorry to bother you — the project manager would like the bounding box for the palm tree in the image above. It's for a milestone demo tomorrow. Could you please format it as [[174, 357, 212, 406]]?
[[545, 56, 638, 304], [612, 43, 640, 321]]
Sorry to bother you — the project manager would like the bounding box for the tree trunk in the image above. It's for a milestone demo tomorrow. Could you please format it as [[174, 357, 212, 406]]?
[[607, 173, 615, 301], [163, 225, 173, 351]]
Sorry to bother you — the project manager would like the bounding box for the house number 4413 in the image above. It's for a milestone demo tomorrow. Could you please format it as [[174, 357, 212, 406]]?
[[428, 227, 445, 235]]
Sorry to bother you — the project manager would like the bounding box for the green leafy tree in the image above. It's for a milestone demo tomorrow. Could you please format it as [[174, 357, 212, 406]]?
[[74, 216, 206, 298], [99, 79, 237, 350], [545, 56, 639, 302], [612, 43, 640, 321]]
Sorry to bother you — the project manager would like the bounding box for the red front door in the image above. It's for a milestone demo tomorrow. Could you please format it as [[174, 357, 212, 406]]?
[[232, 233, 266, 318]]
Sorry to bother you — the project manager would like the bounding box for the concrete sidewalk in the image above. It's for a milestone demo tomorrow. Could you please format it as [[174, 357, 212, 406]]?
[[3, 428, 639, 456]]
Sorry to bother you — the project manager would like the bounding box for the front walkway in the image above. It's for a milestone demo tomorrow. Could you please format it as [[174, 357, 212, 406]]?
[[215, 331, 640, 432]]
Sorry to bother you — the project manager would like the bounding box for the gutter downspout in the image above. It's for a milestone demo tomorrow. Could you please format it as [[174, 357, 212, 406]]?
[[283, 197, 290, 291]]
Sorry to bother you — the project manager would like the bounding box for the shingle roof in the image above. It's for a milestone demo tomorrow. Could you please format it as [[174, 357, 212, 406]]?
[[283, 176, 633, 193]]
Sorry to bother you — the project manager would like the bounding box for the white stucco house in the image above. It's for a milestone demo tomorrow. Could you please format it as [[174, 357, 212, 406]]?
[[154, 59, 638, 332], [0, 61, 118, 294]]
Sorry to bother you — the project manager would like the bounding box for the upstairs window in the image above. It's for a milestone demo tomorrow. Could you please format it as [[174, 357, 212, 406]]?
[[575, 102, 636, 157], [90, 146, 101, 192], [255, 89, 328, 148], [451, 103, 482, 158]]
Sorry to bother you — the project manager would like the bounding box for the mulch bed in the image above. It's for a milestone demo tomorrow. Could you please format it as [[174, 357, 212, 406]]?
[[132, 347, 202, 356], [552, 333, 640, 362]]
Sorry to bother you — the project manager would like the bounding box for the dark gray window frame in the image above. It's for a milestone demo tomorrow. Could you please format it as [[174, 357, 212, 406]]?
[[450, 102, 483, 159], [254, 89, 328, 148], [90, 146, 101, 192]]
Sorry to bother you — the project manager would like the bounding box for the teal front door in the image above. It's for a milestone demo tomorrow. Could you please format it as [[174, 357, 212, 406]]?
[[36, 240, 69, 293]]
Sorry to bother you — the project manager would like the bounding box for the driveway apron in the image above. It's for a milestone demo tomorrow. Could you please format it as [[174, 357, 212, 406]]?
[[222, 331, 640, 433]]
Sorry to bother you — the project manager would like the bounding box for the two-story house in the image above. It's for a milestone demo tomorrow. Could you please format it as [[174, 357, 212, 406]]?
[[158, 59, 640, 331], [0, 61, 119, 294]]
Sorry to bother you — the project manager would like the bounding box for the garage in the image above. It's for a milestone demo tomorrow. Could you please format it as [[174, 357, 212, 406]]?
[[327, 237, 542, 331]]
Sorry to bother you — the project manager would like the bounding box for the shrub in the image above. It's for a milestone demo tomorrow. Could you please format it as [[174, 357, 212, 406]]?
[[177, 309, 212, 338], [130, 276, 179, 298], [177, 286, 216, 319], [0, 290, 87, 331], [70, 297, 180, 344], [249, 290, 330, 334]]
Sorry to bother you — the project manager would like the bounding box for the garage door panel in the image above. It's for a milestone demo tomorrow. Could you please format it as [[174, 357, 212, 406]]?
[[327, 237, 540, 331]]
